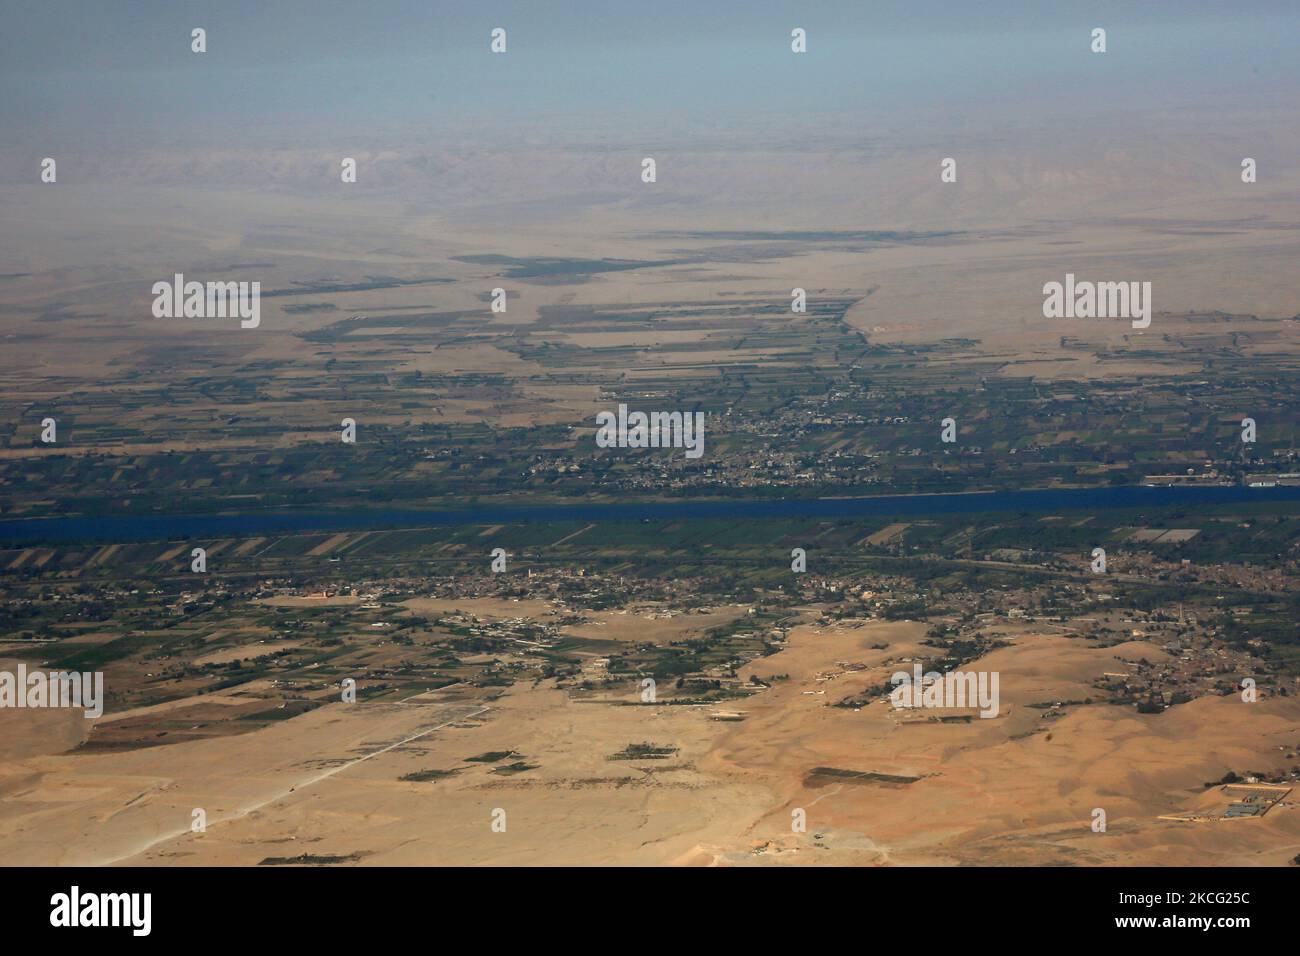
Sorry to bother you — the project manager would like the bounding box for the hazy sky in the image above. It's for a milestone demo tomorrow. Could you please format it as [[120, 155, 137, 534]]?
[[2, 1, 1297, 145]]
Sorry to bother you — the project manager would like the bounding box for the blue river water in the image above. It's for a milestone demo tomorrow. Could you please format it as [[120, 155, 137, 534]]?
[[0, 485, 1298, 545]]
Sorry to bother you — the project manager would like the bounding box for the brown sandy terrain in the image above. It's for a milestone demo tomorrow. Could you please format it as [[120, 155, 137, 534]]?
[[2, 106, 1298, 869], [1, 618, 1294, 866]]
